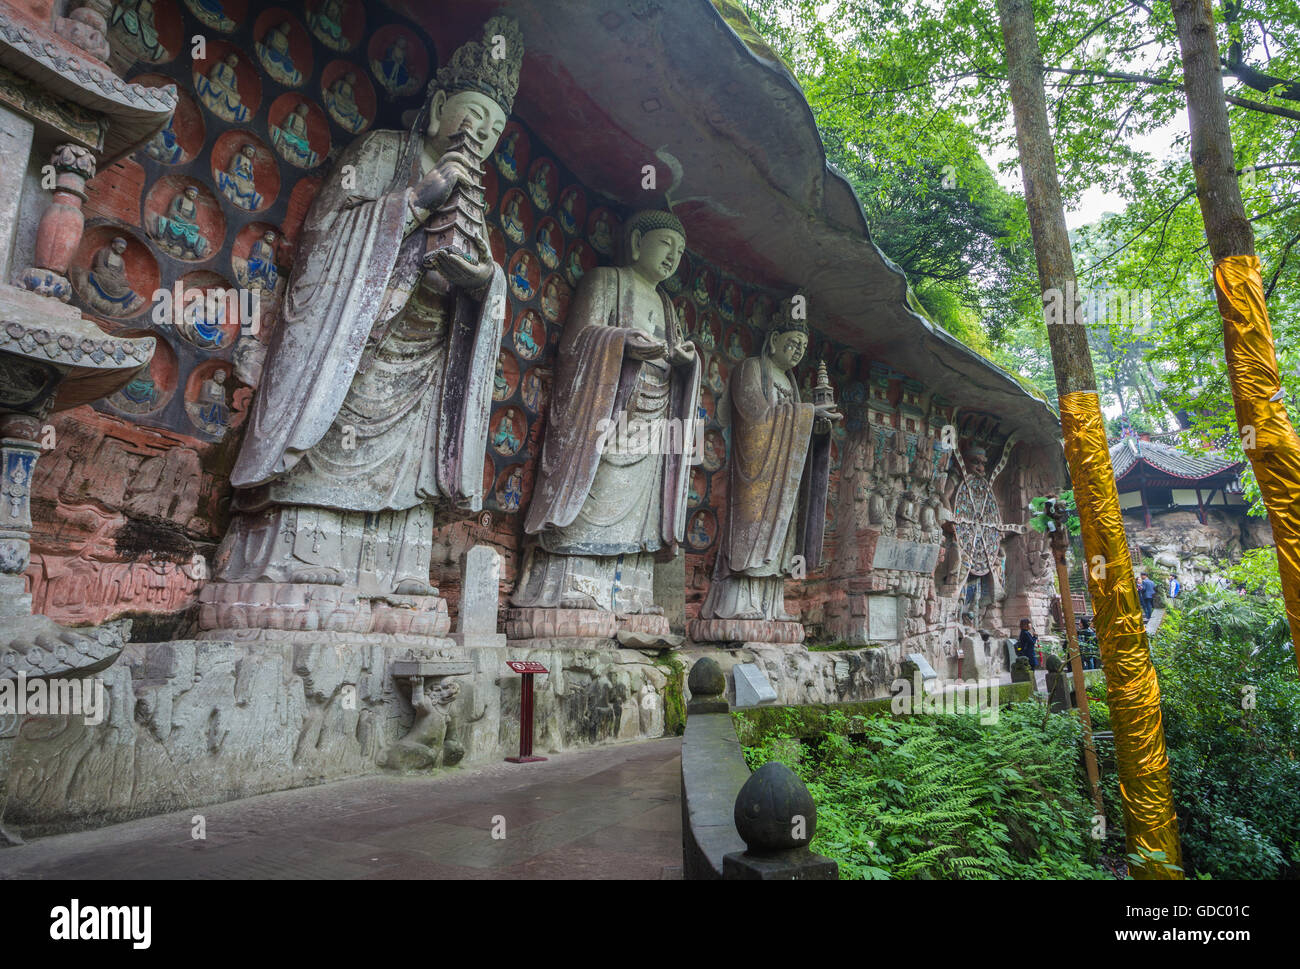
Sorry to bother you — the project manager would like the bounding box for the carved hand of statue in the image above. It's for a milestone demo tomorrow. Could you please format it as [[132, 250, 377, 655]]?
[[624, 329, 667, 361], [413, 150, 478, 211], [813, 403, 843, 433], [428, 232, 494, 291], [667, 340, 696, 366]]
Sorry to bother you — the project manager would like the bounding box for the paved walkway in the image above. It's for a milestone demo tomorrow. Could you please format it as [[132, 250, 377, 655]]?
[[1146, 607, 1167, 637], [0, 738, 683, 880]]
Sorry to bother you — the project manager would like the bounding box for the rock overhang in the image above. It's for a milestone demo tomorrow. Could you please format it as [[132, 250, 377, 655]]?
[[398, 0, 1061, 450]]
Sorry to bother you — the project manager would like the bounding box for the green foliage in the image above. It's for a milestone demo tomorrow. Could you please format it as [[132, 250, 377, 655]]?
[[1153, 571, 1300, 879], [1027, 489, 1081, 536], [655, 656, 687, 737], [740, 0, 1040, 360], [743, 705, 1109, 879], [741, 0, 1300, 450]]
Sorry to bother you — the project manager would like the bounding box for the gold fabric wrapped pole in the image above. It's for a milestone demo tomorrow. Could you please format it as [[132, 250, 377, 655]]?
[[1214, 256, 1300, 663], [1061, 391, 1182, 878]]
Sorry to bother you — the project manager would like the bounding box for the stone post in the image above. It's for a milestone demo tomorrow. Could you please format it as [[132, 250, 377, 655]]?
[[451, 544, 506, 648], [686, 656, 728, 715], [19, 144, 96, 302], [722, 762, 838, 879]]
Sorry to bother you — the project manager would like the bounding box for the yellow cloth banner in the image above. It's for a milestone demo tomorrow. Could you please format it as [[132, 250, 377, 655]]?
[[1061, 391, 1182, 879], [1214, 255, 1300, 662]]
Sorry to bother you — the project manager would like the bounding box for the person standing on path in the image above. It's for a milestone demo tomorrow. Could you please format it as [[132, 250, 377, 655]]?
[[1015, 618, 1039, 670], [1139, 572, 1156, 621]]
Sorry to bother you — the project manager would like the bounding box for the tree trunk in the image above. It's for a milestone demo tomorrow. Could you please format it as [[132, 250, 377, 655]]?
[[1172, 0, 1300, 663], [997, 0, 1183, 879]]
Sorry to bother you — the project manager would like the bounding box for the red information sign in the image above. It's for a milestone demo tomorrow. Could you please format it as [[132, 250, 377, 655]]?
[[506, 660, 548, 763]]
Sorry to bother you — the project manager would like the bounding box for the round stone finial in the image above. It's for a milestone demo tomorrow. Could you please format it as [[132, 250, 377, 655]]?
[[687, 656, 725, 697], [733, 762, 817, 853]]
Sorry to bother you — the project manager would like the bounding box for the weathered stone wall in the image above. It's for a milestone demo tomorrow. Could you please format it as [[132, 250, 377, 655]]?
[[21, 0, 1056, 659], [0, 636, 677, 837]]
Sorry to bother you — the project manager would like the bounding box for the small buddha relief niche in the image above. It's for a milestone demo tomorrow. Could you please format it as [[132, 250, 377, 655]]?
[[366, 24, 428, 98], [268, 95, 330, 169], [183, 360, 243, 441], [109, 0, 185, 66], [173, 271, 242, 351], [70, 227, 159, 320], [193, 42, 262, 124], [306, 0, 364, 52], [320, 61, 376, 134], [144, 177, 225, 262], [493, 122, 530, 183], [183, 0, 246, 34], [133, 76, 205, 165], [253, 11, 313, 88], [211, 133, 279, 213], [106, 332, 178, 417]]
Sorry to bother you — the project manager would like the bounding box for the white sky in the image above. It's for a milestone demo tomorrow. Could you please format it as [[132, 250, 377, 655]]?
[[988, 110, 1192, 231]]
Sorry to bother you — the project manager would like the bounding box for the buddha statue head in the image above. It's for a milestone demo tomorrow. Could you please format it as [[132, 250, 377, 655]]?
[[623, 209, 686, 284], [422, 16, 523, 161], [764, 297, 810, 371]]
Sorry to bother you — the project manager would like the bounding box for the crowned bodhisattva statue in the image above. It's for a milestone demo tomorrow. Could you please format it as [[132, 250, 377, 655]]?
[[689, 302, 840, 645], [509, 211, 701, 643], [203, 17, 523, 636]]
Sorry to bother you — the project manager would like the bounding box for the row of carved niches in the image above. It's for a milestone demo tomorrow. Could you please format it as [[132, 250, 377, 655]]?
[[111, 1, 423, 118], [71, 220, 284, 322], [87, 0, 439, 447]]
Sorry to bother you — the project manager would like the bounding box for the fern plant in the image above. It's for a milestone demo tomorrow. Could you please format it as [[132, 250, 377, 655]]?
[[744, 703, 1110, 880]]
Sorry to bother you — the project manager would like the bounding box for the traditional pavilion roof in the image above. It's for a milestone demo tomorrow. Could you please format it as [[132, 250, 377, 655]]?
[[399, 0, 1063, 447], [1109, 436, 1244, 488]]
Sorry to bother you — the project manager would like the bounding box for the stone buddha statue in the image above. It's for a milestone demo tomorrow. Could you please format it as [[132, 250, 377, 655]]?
[[324, 72, 367, 133], [271, 103, 319, 168], [153, 186, 209, 259], [197, 54, 250, 123], [512, 210, 700, 631], [218, 144, 263, 211], [211, 17, 522, 610], [257, 21, 302, 87], [81, 237, 143, 316], [697, 303, 840, 630]]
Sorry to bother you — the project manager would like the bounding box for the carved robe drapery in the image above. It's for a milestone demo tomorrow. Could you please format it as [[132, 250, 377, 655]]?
[[701, 354, 830, 621], [216, 127, 505, 593], [514, 265, 700, 613]]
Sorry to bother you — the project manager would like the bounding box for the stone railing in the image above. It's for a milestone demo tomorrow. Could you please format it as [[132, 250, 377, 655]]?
[[680, 657, 838, 880]]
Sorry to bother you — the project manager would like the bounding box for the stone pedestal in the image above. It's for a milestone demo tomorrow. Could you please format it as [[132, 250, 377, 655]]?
[[198, 581, 453, 640], [503, 606, 618, 641], [687, 618, 805, 645], [503, 606, 677, 649]]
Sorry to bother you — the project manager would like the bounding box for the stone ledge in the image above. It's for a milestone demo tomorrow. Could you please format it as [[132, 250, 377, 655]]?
[[680, 712, 750, 880], [0, 637, 675, 838]]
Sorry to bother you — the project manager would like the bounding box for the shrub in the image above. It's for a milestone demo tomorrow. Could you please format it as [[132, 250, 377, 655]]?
[[743, 704, 1108, 880], [1151, 551, 1300, 879]]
